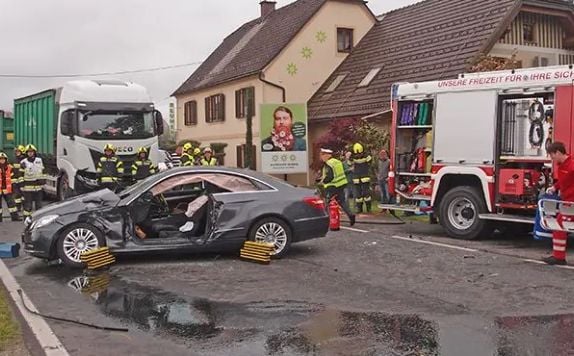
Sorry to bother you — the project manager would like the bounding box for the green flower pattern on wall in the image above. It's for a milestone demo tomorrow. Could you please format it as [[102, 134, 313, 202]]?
[[285, 30, 326, 75], [286, 63, 298, 76]]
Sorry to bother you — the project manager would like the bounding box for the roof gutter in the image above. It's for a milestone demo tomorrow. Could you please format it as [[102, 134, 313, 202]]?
[[360, 109, 391, 120], [259, 72, 286, 102]]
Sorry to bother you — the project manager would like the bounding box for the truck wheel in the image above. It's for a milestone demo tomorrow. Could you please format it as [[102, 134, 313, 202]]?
[[58, 174, 73, 201], [439, 186, 492, 240]]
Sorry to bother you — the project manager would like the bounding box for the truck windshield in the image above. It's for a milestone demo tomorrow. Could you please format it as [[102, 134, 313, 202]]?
[[78, 111, 155, 139]]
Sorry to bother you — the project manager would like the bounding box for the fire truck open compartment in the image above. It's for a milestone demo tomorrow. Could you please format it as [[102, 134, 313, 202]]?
[[394, 99, 434, 204], [494, 92, 554, 213]]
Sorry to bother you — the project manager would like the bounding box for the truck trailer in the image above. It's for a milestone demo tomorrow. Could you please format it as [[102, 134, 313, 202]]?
[[13, 80, 164, 200], [384, 65, 574, 240]]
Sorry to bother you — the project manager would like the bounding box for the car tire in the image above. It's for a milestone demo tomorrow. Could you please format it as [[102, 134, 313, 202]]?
[[57, 223, 105, 268], [439, 186, 492, 240], [248, 217, 292, 258]]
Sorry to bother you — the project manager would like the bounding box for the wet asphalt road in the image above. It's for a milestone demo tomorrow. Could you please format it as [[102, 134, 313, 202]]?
[[3, 218, 574, 356]]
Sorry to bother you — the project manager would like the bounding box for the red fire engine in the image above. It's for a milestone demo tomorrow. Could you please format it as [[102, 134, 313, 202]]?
[[384, 65, 574, 240]]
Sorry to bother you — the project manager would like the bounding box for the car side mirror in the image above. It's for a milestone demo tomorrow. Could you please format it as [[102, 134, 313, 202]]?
[[154, 110, 164, 136], [60, 110, 77, 138]]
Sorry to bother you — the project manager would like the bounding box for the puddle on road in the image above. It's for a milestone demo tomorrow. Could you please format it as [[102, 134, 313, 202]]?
[[28, 268, 574, 356]]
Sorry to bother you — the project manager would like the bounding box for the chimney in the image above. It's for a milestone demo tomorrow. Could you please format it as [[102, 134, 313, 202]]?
[[260, 1, 276, 17]]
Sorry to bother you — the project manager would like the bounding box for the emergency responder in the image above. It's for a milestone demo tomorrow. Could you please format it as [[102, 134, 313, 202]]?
[[20, 145, 45, 217], [200, 147, 218, 166], [96, 144, 124, 191], [11, 145, 26, 213], [544, 142, 574, 265], [0, 152, 21, 222], [319, 148, 356, 226], [350, 143, 373, 213], [180, 143, 196, 167], [131, 147, 156, 181]]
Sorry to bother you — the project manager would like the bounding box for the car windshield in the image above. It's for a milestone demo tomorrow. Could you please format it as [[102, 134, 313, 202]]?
[[78, 111, 155, 139]]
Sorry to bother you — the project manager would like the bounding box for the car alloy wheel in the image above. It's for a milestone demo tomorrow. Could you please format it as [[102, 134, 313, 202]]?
[[254, 222, 289, 256], [62, 228, 100, 264]]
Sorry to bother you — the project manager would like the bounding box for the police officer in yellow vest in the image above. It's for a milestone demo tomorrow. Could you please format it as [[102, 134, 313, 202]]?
[[319, 148, 356, 226], [131, 147, 156, 181], [200, 147, 218, 166], [350, 142, 373, 213], [97, 144, 124, 191]]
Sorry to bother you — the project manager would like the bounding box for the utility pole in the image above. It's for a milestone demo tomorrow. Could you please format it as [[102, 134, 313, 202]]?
[[244, 88, 254, 170]]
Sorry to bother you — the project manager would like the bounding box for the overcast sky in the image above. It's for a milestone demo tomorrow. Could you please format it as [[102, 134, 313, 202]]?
[[0, 0, 418, 113]]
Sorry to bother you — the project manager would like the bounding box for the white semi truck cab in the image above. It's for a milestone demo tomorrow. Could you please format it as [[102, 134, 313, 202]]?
[[15, 80, 164, 200]]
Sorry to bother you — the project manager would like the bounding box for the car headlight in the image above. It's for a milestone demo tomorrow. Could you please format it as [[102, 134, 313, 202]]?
[[30, 215, 59, 230]]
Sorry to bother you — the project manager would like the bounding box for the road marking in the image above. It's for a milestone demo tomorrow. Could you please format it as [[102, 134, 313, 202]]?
[[0, 259, 69, 356], [341, 226, 370, 233], [523, 258, 574, 270], [390, 235, 479, 252]]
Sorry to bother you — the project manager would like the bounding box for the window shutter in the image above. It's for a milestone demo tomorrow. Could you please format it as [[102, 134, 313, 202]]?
[[205, 97, 210, 123], [220, 94, 225, 121], [235, 90, 240, 118], [236, 145, 243, 168]]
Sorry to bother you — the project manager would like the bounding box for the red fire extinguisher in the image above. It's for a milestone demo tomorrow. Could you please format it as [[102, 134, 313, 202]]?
[[329, 198, 341, 231]]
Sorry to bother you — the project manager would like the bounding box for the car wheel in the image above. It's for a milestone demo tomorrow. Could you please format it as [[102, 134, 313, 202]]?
[[249, 217, 292, 258], [57, 224, 105, 268], [439, 186, 492, 240]]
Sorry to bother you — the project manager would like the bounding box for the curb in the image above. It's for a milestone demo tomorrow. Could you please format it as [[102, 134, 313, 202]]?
[[0, 259, 69, 356]]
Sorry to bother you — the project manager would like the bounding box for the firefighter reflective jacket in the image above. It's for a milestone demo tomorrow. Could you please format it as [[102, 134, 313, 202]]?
[[181, 153, 195, 166], [20, 157, 45, 192], [0, 164, 13, 194], [200, 157, 218, 166], [351, 153, 372, 184], [11, 155, 25, 185], [131, 159, 156, 180], [322, 158, 348, 189], [97, 156, 124, 183]]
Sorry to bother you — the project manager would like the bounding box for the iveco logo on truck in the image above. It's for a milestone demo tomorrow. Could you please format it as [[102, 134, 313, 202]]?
[[13, 80, 164, 201], [116, 147, 134, 153]]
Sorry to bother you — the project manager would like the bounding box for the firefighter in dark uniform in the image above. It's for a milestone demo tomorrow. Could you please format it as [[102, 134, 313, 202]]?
[[200, 147, 218, 166], [0, 152, 21, 222], [96, 144, 124, 191], [20, 145, 45, 217], [319, 148, 355, 226], [131, 147, 156, 181], [11, 145, 26, 213], [351, 143, 373, 213], [180, 143, 196, 167]]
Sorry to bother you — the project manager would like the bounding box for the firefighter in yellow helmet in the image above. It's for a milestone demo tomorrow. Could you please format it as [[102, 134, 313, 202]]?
[[11, 145, 26, 213], [181, 143, 196, 167], [350, 143, 373, 213], [20, 144, 46, 217], [200, 147, 218, 166], [96, 144, 124, 191], [131, 147, 156, 181]]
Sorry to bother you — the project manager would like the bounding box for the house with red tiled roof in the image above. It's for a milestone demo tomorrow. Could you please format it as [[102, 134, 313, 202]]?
[[173, 0, 376, 185], [307, 0, 574, 158]]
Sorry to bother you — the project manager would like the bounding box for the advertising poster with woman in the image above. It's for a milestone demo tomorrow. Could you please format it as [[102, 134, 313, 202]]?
[[260, 103, 308, 174]]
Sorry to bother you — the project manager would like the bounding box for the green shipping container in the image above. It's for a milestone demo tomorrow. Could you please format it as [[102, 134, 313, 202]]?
[[0, 110, 15, 157], [13, 89, 58, 156]]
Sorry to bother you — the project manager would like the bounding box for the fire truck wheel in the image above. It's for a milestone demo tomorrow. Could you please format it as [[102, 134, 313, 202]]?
[[439, 186, 492, 240]]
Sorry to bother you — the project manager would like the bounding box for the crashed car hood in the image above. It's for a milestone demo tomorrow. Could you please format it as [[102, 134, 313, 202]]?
[[31, 189, 120, 220]]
